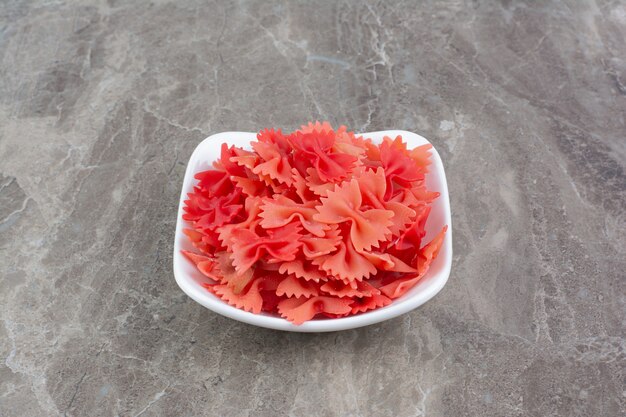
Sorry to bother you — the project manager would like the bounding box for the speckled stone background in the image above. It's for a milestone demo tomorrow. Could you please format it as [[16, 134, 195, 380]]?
[[1, 0, 625, 416]]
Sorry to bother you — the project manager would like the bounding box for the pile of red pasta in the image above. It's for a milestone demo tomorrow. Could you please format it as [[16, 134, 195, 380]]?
[[182, 122, 446, 324]]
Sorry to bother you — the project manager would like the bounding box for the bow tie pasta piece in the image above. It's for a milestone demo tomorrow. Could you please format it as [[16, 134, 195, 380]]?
[[231, 176, 268, 198], [289, 129, 357, 182], [216, 143, 249, 177], [332, 126, 368, 158], [312, 232, 377, 282], [300, 228, 342, 259], [193, 169, 234, 197], [230, 223, 303, 274], [181, 250, 220, 281], [183, 187, 243, 233], [290, 168, 318, 203], [278, 296, 353, 325], [252, 141, 294, 186], [350, 293, 392, 314], [257, 128, 292, 154], [183, 228, 218, 255], [356, 167, 416, 236], [212, 279, 265, 314], [320, 280, 380, 298], [380, 226, 447, 299], [217, 196, 264, 251], [213, 251, 255, 295], [314, 179, 394, 252], [298, 121, 334, 134], [278, 260, 329, 283], [276, 275, 320, 298], [304, 167, 337, 197], [259, 195, 329, 237], [379, 138, 426, 199]]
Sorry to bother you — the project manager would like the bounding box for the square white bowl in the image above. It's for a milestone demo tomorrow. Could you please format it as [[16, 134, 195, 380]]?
[[173, 130, 452, 332]]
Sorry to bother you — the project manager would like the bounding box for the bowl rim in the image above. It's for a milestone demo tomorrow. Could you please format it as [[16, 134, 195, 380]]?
[[173, 129, 452, 332]]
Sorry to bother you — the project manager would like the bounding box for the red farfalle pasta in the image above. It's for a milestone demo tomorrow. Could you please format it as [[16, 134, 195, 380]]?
[[182, 122, 447, 324], [314, 179, 394, 252], [259, 195, 329, 237], [277, 296, 353, 325], [276, 274, 320, 298], [289, 129, 357, 182]]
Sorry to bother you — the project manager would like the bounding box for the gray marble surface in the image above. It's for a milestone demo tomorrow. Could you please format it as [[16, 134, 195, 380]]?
[[1, 0, 625, 416]]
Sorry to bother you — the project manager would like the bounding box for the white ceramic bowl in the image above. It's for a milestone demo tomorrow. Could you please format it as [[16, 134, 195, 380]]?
[[173, 130, 452, 332]]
